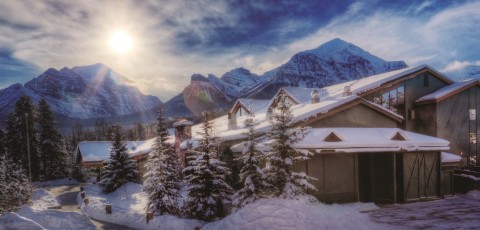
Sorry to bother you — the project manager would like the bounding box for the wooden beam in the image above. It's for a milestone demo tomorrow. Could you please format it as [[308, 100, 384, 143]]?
[[393, 152, 397, 203]]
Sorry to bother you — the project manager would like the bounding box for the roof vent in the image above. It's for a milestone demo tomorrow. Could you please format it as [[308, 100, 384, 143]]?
[[343, 85, 352, 97], [391, 132, 406, 141], [323, 132, 342, 142], [311, 89, 320, 104]]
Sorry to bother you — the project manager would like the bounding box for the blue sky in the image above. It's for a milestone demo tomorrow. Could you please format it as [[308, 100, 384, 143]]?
[[0, 0, 479, 100]]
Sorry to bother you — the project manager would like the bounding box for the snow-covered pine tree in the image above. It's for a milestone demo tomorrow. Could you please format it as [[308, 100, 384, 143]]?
[[1, 129, 32, 214], [100, 125, 139, 193], [232, 109, 266, 208], [183, 112, 232, 221], [37, 99, 69, 180], [264, 92, 316, 198], [5, 96, 41, 181], [144, 109, 181, 216]]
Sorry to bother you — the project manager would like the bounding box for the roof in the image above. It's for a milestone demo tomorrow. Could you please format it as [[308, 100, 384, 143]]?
[[441, 152, 462, 163], [415, 79, 480, 104], [229, 98, 270, 114], [194, 66, 447, 142], [231, 128, 450, 153], [78, 141, 146, 162]]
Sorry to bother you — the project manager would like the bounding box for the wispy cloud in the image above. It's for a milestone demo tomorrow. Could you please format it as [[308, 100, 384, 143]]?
[[0, 0, 478, 100]]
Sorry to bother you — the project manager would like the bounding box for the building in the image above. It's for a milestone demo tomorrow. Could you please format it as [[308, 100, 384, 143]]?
[[180, 65, 469, 203]]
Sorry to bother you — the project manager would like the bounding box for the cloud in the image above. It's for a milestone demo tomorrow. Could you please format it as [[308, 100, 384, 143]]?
[[442, 60, 480, 72], [0, 0, 478, 101]]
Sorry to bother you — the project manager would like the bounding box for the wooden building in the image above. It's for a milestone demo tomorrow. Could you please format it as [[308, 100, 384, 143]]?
[[179, 65, 473, 203], [231, 128, 449, 203]]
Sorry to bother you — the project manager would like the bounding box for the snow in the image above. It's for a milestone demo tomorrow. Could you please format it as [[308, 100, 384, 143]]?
[[78, 141, 146, 162], [173, 119, 194, 127], [455, 174, 480, 181], [465, 190, 480, 199], [232, 128, 450, 153], [77, 182, 205, 229], [33, 178, 80, 187], [229, 98, 270, 114], [129, 137, 175, 158], [441, 152, 462, 163], [204, 196, 395, 230], [0, 188, 96, 230], [0, 213, 46, 230], [416, 79, 478, 103]]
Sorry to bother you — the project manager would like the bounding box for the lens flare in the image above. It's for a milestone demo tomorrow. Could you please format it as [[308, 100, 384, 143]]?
[[109, 31, 133, 53]]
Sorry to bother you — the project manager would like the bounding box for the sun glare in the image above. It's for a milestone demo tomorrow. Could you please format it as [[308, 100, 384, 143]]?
[[109, 31, 133, 53]]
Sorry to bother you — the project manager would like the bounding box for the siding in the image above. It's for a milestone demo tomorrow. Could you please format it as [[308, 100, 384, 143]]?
[[437, 86, 480, 158]]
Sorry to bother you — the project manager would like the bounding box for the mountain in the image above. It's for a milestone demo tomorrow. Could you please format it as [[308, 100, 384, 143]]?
[[0, 63, 162, 126], [444, 65, 480, 81], [245, 38, 408, 99], [167, 38, 408, 115]]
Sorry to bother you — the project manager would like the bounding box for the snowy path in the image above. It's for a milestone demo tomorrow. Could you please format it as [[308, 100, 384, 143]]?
[[370, 194, 480, 229], [45, 185, 137, 230]]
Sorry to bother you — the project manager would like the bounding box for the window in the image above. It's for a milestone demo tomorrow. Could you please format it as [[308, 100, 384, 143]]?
[[371, 83, 405, 115], [235, 107, 244, 117]]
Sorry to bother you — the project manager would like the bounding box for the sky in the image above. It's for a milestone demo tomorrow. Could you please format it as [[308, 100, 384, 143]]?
[[0, 0, 479, 101]]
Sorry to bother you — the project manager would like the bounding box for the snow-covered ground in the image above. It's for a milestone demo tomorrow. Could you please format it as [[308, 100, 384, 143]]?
[[0, 188, 96, 230], [77, 182, 205, 230], [203, 196, 397, 230]]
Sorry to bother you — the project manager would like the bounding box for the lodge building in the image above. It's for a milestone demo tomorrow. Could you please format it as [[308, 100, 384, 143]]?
[[77, 65, 474, 204]]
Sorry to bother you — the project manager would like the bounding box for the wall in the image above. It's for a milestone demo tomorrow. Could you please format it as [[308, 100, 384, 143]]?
[[405, 72, 449, 131], [307, 104, 398, 128], [414, 103, 437, 137], [437, 86, 480, 159]]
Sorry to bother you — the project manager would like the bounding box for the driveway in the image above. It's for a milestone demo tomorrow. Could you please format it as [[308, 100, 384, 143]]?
[[45, 184, 137, 230], [370, 194, 480, 229]]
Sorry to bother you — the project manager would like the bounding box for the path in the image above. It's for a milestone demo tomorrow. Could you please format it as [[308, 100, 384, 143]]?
[[45, 184, 137, 230], [370, 194, 480, 229]]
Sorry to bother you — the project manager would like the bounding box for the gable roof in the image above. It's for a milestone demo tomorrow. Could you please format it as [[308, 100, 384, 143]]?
[[191, 65, 448, 142], [415, 79, 480, 104], [230, 128, 450, 153], [229, 98, 270, 114]]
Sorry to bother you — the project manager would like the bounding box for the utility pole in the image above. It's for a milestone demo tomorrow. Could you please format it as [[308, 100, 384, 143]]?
[[25, 113, 32, 182]]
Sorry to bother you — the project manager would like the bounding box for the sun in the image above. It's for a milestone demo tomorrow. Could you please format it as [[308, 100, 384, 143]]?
[[109, 31, 133, 53]]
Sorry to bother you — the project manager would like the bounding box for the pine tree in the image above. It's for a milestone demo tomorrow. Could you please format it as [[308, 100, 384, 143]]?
[[144, 109, 181, 216], [232, 111, 266, 208], [100, 125, 139, 193], [37, 99, 68, 180], [264, 92, 316, 198], [1, 130, 32, 214], [5, 96, 41, 181], [183, 112, 232, 221]]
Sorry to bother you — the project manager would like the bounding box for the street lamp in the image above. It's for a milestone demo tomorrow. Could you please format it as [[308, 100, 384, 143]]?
[[25, 113, 32, 182]]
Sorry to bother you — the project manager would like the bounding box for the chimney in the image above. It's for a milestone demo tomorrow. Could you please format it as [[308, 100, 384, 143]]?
[[311, 89, 320, 104], [173, 119, 193, 168], [267, 107, 273, 121], [343, 85, 352, 97], [228, 112, 237, 130]]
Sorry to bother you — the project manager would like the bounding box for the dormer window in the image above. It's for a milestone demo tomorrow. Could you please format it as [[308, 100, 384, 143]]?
[[236, 106, 246, 117]]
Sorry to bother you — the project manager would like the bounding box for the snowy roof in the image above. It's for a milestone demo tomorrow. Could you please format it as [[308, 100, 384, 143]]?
[[173, 119, 194, 127], [129, 137, 175, 158], [191, 65, 449, 142], [441, 152, 462, 163], [78, 141, 146, 162], [416, 79, 479, 103], [229, 98, 270, 114], [231, 128, 450, 153]]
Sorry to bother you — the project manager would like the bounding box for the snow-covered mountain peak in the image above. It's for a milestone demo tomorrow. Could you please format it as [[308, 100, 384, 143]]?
[[191, 74, 209, 82]]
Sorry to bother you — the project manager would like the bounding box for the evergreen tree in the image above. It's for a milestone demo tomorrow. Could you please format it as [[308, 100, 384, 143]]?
[[183, 112, 232, 221], [1, 130, 32, 214], [144, 109, 181, 216], [232, 111, 266, 208], [37, 99, 68, 180], [135, 123, 146, 141], [5, 96, 41, 181], [264, 92, 316, 198], [100, 125, 139, 193]]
